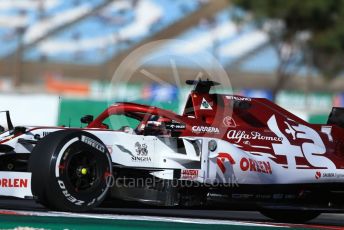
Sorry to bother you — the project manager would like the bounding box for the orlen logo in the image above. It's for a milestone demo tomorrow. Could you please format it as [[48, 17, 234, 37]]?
[[240, 157, 272, 174], [0, 178, 28, 188], [315, 171, 321, 180], [217, 153, 236, 173]]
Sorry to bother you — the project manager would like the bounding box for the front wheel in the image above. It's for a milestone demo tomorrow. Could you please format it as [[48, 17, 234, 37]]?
[[28, 130, 112, 212], [260, 209, 321, 223]]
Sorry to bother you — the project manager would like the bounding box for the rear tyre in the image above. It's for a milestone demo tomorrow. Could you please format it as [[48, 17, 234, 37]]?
[[28, 130, 112, 212], [260, 209, 321, 223]]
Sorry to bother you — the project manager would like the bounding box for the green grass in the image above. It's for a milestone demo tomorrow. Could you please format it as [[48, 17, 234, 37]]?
[[0, 214, 309, 230]]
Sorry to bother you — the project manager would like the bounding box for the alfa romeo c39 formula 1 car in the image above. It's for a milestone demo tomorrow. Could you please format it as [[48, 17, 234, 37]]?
[[0, 80, 344, 223]]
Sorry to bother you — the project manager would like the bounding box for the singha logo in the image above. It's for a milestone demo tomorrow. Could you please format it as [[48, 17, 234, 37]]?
[[132, 142, 151, 162], [135, 142, 148, 156]]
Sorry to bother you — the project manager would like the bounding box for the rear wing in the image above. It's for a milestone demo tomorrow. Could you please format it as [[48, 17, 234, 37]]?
[[327, 107, 344, 128]]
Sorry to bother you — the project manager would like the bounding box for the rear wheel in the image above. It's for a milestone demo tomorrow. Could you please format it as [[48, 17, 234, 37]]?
[[28, 130, 112, 212], [260, 209, 321, 223]]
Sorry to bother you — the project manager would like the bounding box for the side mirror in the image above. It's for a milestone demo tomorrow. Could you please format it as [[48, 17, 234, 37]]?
[[80, 115, 94, 124]]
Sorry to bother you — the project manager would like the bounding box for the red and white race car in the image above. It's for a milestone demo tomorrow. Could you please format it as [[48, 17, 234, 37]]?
[[0, 80, 344, 222]]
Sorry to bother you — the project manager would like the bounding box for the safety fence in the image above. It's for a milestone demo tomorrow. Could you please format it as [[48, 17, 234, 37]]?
[[0, 84, 341, 126]]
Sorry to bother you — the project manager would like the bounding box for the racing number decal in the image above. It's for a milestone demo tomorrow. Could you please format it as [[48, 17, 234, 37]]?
[[267, 115, 336, 169], [267, 116, 304, 169]]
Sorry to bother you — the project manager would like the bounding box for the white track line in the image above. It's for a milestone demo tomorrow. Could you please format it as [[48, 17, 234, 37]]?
[[0, 209, 284, 228]]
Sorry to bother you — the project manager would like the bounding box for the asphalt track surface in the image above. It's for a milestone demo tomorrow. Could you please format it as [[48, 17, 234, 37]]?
[[0, 199, 343, 229]]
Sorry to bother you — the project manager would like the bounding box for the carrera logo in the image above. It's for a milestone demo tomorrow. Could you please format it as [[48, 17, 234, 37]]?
[[192, 126, 219, 134], [0, 178, 28, 188], [227, 130, 282, 143], [81, 136, 105, 153], [240, 157, 272, 174]]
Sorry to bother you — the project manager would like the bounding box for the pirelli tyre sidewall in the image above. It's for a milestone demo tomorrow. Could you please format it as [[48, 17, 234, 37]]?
[[31, 130, 112, 212]]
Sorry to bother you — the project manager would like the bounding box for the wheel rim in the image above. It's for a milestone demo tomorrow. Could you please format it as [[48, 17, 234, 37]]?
[[65, 150, 101, 192]]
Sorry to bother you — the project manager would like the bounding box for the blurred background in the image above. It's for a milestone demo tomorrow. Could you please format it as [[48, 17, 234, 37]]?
[[0, 0, 343, 127]]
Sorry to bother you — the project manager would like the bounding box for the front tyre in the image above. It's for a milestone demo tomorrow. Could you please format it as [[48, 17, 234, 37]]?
[[260, 209, 321, 223], [28, 130, 112, 212]]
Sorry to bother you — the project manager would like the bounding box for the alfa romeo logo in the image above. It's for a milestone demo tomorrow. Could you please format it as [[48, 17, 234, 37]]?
[[223, 116, 236, 128]]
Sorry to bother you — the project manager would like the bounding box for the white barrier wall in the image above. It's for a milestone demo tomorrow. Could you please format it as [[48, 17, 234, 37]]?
[[0, 94, 60, 127]]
